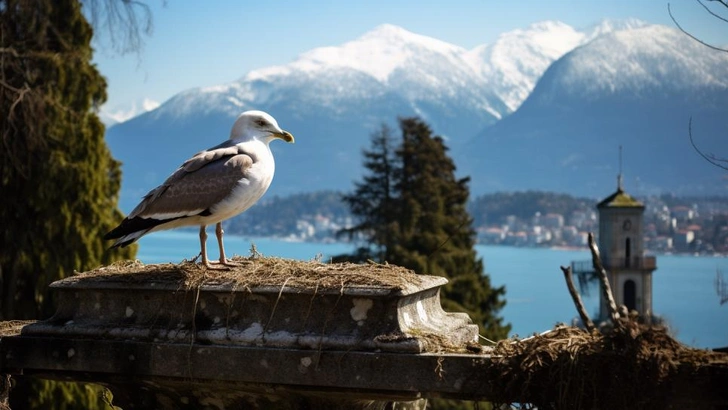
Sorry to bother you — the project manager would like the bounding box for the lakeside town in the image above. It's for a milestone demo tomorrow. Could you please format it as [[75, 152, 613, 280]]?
[[474, 196, 728, 254], [228, 191, 728, 256]]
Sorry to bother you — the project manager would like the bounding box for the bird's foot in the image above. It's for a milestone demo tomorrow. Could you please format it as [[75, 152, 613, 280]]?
[[210, 258, 241, 267], [202, 261, 231, 270]]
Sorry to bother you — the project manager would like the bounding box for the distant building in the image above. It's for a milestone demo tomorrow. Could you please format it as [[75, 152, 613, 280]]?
[[671, 206, 695, 221], [574, 232, 589, 247], [569, 210, 596, 229], [506, 231, 529, 246], [478, 227, 506, 243], [673, 230, 695, 250], [542, 213, 565, 229], [505, 215, 519, 231], [652, 236, 674, 252], [529, 226, 552, 245], [572, 177, 657, 322]]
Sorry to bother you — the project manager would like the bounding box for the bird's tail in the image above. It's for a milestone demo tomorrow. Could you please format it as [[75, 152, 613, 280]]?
[[107, 230, 150, 249], [104, 215, 172, 249]]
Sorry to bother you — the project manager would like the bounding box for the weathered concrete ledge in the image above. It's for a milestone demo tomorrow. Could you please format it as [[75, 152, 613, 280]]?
[[0, 258, 491, 409], [1, 334, 495, 406], [21, 259, 478, 353]]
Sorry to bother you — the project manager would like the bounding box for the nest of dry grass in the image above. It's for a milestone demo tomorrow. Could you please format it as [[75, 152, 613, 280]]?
[[0, 321, 34, 338], [70, 256, 426, 292], [484, 321, 728, 409]]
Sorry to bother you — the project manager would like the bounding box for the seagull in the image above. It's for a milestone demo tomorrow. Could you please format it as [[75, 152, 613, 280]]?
[[104, 110, 294, 268]]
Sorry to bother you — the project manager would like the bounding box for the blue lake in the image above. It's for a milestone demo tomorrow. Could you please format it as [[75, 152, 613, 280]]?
[[135, 230, 728, 349]]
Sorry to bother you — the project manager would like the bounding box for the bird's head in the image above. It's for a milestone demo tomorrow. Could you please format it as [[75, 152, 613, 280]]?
[[230, 110, 294, 144]]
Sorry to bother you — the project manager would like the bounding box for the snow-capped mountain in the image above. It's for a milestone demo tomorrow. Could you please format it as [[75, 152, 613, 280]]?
[[145, 23, 508, 132], [581, 18, 649, 42], [110, 21, 604, 210], [143, 21, 623, 127], [470, 19, 650, 112], [469, 21, 584, 112], [106, 20, 723, 211], [534, 25, 728, 98], [461, 24, 728, 197], [99, 98, 160, 126]]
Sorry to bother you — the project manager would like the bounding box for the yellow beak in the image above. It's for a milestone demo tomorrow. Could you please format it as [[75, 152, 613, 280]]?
[[276, 130, 295, 143]]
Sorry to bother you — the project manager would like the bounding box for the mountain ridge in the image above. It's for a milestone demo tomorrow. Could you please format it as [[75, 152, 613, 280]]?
[[106, 19, 727, 212], [460, 24, 728, 197]]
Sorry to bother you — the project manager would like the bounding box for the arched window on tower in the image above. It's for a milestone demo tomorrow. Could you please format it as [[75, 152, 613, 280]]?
[[624, 279, 636, 312], [625, 237, 631, 268]]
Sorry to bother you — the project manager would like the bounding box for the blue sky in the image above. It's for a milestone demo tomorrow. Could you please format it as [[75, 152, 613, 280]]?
[[90, 0, 727, 120]]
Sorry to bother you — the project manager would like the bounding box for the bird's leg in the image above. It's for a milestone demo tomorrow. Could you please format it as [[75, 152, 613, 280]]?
[[199, 225, 225, 270], [214, 222, 240, 266], [216, 222, 228, 263]]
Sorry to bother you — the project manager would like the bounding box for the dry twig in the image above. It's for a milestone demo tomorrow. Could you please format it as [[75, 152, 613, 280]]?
[[559, 265, 595, 331], [588, 233, 619, 324], [668, 1, 728, 53]]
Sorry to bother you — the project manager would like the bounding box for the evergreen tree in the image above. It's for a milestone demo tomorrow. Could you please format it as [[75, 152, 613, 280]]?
[[393, 118, 509, 340], [0, 0, 135, 321], [339, 117, 509, 341], [338, 124, 399, 262]]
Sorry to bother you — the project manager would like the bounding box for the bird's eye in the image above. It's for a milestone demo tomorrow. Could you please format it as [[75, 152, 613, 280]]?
[[255, 119, 266, 126]]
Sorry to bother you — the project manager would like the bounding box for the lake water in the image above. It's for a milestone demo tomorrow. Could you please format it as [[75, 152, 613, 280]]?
[[135, 230, 728, 349]]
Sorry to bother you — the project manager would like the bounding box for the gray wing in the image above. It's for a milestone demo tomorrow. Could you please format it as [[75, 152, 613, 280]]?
[[129, 144, 253, 219]]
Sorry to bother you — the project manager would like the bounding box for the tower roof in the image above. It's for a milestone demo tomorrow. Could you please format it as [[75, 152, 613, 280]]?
[[597, 187, 644, 209]]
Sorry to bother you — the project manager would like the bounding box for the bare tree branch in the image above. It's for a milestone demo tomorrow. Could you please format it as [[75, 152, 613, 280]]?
[[83, 0, 157, 56], [668, 2, 728, 53], [699, 0, 728, 23], [689, 117, 728, 171], [588, 233, 620, 324], [560, 265, 596, 332], [710, 0, 728, 10]]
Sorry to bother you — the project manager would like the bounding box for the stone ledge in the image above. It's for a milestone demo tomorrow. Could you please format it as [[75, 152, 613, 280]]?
[[21, 259, 480, 353], [1, 335, 494, 403], [2, 259, 487, 408]]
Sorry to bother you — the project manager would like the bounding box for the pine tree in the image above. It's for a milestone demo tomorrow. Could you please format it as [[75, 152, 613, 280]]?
[[338, 124, 399, 262], [0, 0, 135, 320], [340, 117, 510, 341], [393, 118, 509, 340]]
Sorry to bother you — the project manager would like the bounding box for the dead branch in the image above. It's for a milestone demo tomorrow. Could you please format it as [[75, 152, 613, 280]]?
[[689, 117, 728, 171], [84, 0, 156, 56], [668, 2, 728, 53], [588, 233, 619, 324], [560, 265, 595, 331], [700, 0, 728, 23]]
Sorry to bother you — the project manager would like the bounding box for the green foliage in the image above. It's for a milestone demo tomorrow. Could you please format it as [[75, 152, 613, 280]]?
[[338, 118, 510, 341], [0, 0, 135, 319], [339, 124, 399, 261], [426, 399, 495, 410], [10, 378, 118, 410], [1, 1, 136, 407]]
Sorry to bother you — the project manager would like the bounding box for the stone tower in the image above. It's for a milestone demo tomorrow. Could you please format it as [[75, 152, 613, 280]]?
[[595, 178, 657, 321]]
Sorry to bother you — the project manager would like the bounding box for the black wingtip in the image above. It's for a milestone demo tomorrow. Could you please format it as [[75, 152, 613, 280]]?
[[107, 238, 135, 249], [105, 215, 184, 240]]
